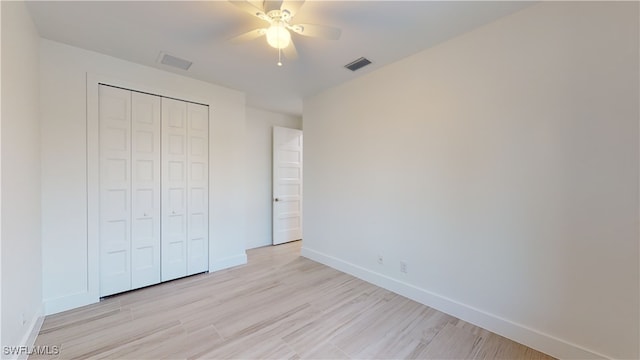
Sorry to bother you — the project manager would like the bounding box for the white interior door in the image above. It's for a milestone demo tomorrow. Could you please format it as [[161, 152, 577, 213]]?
[[272, 127, 303, 245], [99, 85, 132, 296], [186, 103, 209, 275], [161, 98, 188, 281], [131, 91, 161, 289]]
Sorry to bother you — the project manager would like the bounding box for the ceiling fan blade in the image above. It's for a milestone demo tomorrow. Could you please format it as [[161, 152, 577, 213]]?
[[281, 0, 305, 17], [228, 0, 267, 18], [263, 0, 283, 13], [283, 40, 298, 60], [290, 23, 341, 40], [229, 28, 266, 43]]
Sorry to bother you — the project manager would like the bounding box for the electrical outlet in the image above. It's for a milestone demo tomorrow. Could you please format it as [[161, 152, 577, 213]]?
[[377, 255, 384, 265], [400, 261, 408, 273]]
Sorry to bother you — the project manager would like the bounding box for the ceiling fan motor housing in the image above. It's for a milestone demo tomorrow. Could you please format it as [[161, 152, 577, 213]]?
[[267, 9, 292, 23]]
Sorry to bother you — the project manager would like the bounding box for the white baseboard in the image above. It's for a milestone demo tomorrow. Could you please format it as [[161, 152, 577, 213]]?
[[209, 253, 247, 272], [301, 246, 608, 360], [8, 304, 45, 360], [44, 291, 99, 316]]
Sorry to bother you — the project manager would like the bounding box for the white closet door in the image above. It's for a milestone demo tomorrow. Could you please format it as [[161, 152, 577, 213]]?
[[99, 85, 132, 296], [161, 98, 188, 281], [131, 92, 161, 289], [187, 103, 209, 275]]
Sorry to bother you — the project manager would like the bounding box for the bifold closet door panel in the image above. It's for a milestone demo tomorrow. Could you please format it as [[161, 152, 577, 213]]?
[[99, 85, 132, 296], [161, 98, 189, 281], [131, 92, 162, 289], [187, 103, 209, 275], [98, 87, 209, 292]]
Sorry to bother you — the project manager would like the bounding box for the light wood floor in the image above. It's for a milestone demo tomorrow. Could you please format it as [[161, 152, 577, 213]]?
[[33, 241, 554, 359]]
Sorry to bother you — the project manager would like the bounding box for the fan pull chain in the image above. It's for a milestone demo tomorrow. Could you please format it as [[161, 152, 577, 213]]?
[[277, 48, 283, 67]]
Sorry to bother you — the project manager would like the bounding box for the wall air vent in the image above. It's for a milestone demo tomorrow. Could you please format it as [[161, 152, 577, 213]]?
[[344, 57, 372, 72], [157, 52, 193, 71]]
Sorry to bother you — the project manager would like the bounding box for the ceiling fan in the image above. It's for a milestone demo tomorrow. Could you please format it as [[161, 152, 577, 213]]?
[[228, 0, 342, 66]]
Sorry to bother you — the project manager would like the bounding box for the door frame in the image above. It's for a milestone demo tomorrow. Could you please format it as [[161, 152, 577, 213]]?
[[86, 73, 212, 306]]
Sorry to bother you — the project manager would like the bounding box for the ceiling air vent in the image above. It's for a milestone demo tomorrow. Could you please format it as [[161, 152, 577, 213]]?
[[344, 57, 372, 72], [157, 52, 193, 71]]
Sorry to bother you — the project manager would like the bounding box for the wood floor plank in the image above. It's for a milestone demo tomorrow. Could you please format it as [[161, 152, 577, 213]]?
[[90, 322, 187, 360], [474, 333, 551, 360], [31, 241, 555, 360], [34, 309, 133, 348], [418, 323, 484, 359], [296, 340, 350, 360], [39, 298, 122, 333]]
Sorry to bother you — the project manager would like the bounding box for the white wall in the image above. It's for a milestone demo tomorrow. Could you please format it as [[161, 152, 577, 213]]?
[[245, 107, 302, 249], [0, 1, 3, 351], [40, 39, 247, 314], [302, 2, 638, 359], [1, 0, 43, 354]]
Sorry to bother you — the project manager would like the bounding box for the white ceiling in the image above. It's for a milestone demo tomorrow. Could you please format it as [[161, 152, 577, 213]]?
[[26, 1, 534, 116]]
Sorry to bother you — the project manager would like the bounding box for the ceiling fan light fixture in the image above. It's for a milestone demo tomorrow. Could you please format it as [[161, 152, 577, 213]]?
[[266, 22, 291, 49]]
